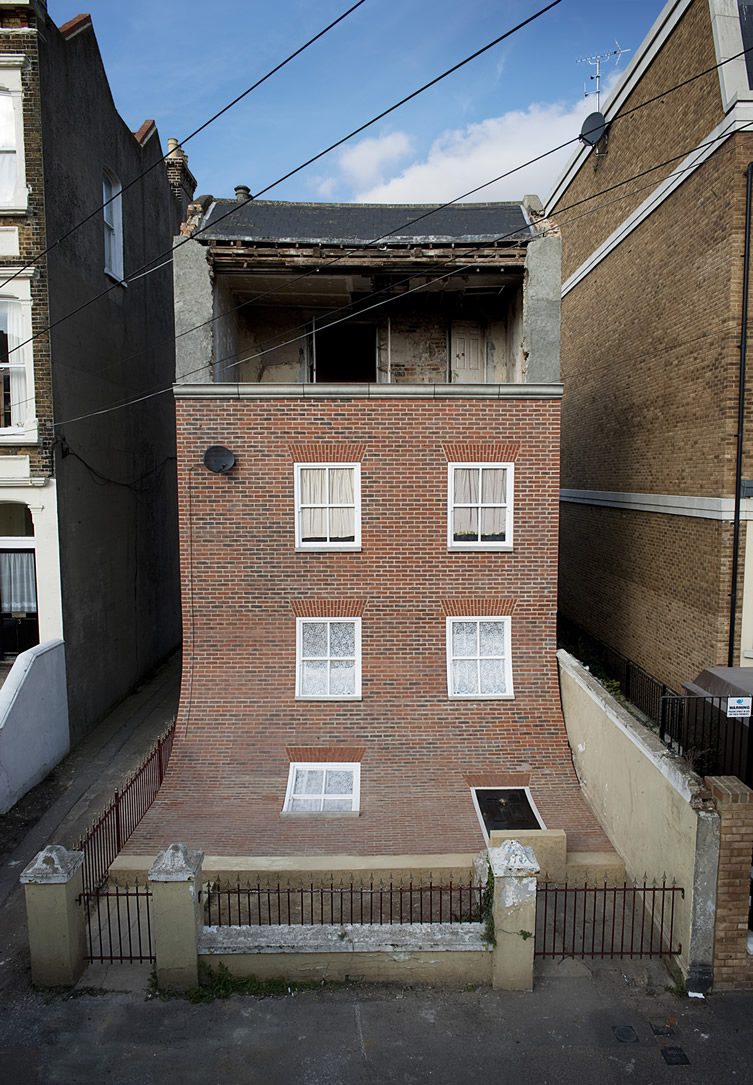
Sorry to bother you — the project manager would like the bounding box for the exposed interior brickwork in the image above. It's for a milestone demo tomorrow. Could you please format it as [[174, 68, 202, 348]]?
[[128, 394, 611, 857]]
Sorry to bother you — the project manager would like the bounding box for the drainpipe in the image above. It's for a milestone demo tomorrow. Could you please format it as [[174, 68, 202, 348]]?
[[728, 161, 753, 666]]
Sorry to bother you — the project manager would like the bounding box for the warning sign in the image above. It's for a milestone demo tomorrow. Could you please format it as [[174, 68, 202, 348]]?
[[726, 696, 752, 718]]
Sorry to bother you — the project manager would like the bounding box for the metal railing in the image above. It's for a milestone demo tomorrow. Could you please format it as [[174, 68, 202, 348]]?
[[76, 722, 176, 893], [558, 615, 677, 723], [660, 695, 753, 787], [80, 883, 154, 963], [535, 880, 683, 959], [205, 878, 485, 927]]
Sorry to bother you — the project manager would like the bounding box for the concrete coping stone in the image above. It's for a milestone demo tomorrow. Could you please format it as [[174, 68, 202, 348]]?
[[199, 922, 490, 956], [149, 843, 204, 882], [20, 844, 84, 885], [487, 840, 540, 878]]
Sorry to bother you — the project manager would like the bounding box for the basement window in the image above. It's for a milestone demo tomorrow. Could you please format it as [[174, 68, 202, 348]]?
[[283, 762, 360, 814], [472, 788, 545, 836]]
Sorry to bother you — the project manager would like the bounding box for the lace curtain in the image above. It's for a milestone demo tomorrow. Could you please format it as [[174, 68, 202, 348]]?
[[0, 551, 36, 612]]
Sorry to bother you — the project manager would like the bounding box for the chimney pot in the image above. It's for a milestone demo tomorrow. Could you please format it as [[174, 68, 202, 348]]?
[[235, 184, 251, 202]]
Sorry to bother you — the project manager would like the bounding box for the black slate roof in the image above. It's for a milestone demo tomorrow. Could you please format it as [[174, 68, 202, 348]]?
[[199, 200, 532, 245]]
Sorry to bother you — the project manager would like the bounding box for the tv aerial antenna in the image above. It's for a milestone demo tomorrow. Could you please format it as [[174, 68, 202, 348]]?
[[577, 42, 631, 112]]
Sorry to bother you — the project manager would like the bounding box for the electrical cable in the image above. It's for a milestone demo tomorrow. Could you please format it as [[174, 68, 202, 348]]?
[[34, 44, 753, 427], [51, 115, 753, 430], [0, 0, 371, 292], [18, 24, 753, 391], [3, 1, 564, 361]]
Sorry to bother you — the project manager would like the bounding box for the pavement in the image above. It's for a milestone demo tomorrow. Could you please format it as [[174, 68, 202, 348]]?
[[1, 651, 753, 1083], [0, 652, 180, 995]]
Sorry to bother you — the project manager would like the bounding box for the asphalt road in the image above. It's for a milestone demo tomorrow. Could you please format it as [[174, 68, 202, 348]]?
[[0, 965, 751, 1084]]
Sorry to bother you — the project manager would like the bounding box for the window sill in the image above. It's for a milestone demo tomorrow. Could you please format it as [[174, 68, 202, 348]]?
[[280, 810, 360, 818], [448, 544, 513, 552], [295, 695, 362, 702], [0, 425, 37, 445], [296, 544, 362, 553], [448, 693, 515, 701], [104, 268, 127, 287]]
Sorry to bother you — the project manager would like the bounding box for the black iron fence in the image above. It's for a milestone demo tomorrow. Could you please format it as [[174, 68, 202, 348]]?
[[660, 695, 753, 786], [535, 880, 683, 960], [557, 616, 676, 724], [205, 878, 485, 927], [76, 722, 175, 893], [559, 616, 753, 788], [79, 883, 154, 963]]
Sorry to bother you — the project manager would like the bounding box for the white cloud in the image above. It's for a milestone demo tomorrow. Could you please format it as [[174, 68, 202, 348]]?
[[337, 131, 414, 189], [350, 99, 592, 205]]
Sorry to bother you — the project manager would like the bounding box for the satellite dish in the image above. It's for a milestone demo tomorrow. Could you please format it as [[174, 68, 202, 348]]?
[[580, 111, 607, 147], [203, 445, 236, 474]]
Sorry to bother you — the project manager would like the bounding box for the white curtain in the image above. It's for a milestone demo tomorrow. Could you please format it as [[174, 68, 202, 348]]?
[[329, 467, 354, 541], [5, 299, 26, 427], [300, 467, 327, 540], [453, 468, 479, 539], [0, 551, 36, 612], [481, 468, 506, 540]]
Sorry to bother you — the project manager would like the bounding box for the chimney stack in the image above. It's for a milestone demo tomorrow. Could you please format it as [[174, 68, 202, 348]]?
[[165, 138, 198, 233]]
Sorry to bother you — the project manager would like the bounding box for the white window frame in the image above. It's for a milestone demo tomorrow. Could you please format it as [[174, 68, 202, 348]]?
[[446, 615, 514, 700], [282, 761, 361, 815], [294, 462, 361, 551], [0, 270, 36, 443], [296, 616, 362, 700], [447, 462, 514, 551], [102, 169, 124, 282], [0, 58, 27, 213], [470, 786, 546, 845]]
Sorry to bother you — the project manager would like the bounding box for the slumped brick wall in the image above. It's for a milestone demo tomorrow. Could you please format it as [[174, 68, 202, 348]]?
[[129, 393, 602, 857]]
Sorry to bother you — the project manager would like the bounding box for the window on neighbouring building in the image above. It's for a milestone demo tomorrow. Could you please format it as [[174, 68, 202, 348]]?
[[102, 170, 124, 281], [296, 617, 361, 699], [0, 62, 25, 211], [0, 91, 17, 206], [294, 463, 361, 549], [740, 2, 753, 88], [446, 616, 513, 698], [448, 463, 513, 549], [0, 299, 27, 430], [283, 762, 361, 813]]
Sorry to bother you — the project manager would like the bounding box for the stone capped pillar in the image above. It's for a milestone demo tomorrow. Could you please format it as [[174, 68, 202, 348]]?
[[707, 776, 753, 989], [488, 839, 540, 991], [148, 843, 204, 990], [20, 845, 86, 987]]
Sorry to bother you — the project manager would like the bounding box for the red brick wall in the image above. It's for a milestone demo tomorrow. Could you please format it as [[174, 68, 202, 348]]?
[[130, 394, 600, 856], [708, 776, 753, 989]]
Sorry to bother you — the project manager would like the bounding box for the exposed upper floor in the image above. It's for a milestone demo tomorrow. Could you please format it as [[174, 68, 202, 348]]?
[[174, 194, 562, 392]]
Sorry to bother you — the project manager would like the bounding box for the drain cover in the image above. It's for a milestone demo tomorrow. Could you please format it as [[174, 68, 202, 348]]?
[[613, 1025, 639, 1043], [661, 1047, 690, 1066], [650, 1023, 674, 1037]]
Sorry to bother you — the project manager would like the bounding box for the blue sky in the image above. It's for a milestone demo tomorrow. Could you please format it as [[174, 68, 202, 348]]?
[[48, 0, 664, 203]]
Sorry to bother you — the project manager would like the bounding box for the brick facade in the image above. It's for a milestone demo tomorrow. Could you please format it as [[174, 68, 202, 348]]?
[[128, 393, 611, 857], [707, 776, 753, 989], [551, 0, 753, 691]]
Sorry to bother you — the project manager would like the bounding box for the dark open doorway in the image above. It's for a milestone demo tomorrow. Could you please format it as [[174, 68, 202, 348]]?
[[313, 322, 376, 382]]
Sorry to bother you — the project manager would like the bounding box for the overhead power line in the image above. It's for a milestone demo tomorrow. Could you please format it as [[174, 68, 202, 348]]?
[[52, 115, 753, 431], [4, 0, 564, 362], [0, 0, 371, 293], [13, 27, 752, 428]]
